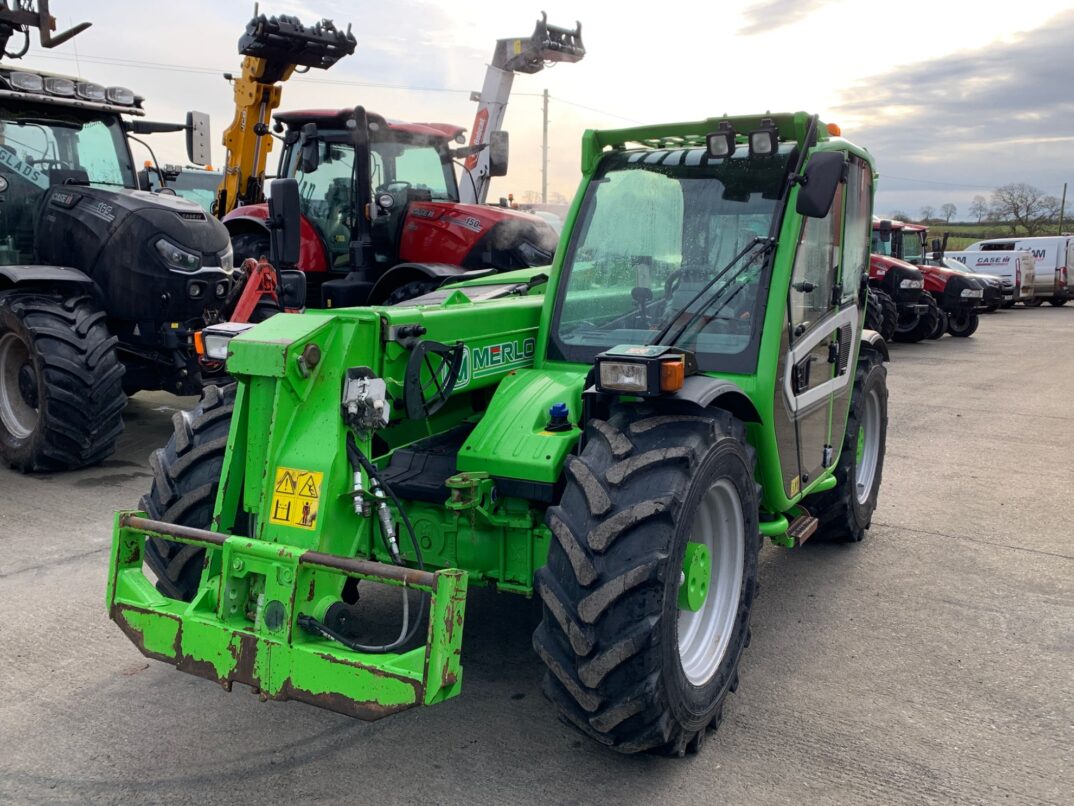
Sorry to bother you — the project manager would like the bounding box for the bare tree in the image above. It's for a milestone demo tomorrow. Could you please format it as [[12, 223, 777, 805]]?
[[991, 184, 1060, 235], [969, 195, 988, 223], [919, 205, 935, 223], [941, 203, 957, 223], [889, 210, 909, 221]]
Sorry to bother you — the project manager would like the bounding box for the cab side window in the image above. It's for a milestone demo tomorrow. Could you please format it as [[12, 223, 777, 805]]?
[[789, 183, 844, 332], [841, 157, 872, 302]]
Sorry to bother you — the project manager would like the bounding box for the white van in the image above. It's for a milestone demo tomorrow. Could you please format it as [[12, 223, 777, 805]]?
[[945, 250, 1036, 306], [964, 236, 1073, 306]]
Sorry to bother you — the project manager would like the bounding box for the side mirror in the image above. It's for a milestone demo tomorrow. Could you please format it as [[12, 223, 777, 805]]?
[[488, 130, 509, 177], [795, 151, 845, 218], [266, 178, 301, 268], [186, 112, 211, 166], [878, 219, 892, 243], [278, 269, 307, 310], [299, 123, 320, 173]]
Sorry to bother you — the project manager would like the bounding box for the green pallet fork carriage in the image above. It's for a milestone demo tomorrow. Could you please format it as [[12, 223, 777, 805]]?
[[108, 111, 890, 755]]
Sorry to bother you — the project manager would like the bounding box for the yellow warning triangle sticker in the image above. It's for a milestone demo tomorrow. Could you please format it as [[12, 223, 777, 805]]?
[[298, 475, 319, 498], [275, 470, 297, 494]]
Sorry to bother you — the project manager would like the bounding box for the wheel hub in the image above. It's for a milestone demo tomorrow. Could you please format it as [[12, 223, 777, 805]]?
[[677, 478, 745, 687], [855, 389, 882, 505], [18, 363, 38, 408], [0, 331, 40, 440], [678, 542, 710, 612]]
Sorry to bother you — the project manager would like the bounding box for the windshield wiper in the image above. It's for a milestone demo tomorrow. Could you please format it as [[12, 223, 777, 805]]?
[[651, 236, 776, 347]]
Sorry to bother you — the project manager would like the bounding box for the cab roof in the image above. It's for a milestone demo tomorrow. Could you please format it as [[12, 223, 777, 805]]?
[[274, 108, 464, 140]]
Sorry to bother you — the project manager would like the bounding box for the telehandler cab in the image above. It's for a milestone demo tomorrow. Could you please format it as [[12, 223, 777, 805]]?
[[108, 112, 889, 755]]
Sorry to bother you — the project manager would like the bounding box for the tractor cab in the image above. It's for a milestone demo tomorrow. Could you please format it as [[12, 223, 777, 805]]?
[[275, 108, 463, 269], [0, 71, 139, 264]]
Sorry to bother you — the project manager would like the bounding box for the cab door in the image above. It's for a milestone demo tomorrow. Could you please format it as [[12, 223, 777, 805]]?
[[784, 181, 843, 489]]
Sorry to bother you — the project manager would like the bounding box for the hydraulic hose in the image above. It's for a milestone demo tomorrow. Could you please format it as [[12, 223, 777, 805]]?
[[297, 434, 426, 654]]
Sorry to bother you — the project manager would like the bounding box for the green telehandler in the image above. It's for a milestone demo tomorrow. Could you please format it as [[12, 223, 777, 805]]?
[[107, 112, 889, 756]]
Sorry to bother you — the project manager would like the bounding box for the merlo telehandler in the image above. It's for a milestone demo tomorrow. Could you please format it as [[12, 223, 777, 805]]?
[[107, 112, 889, 755]]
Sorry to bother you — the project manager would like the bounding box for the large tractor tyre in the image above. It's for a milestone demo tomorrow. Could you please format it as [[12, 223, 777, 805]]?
[[946, 309, 980, 338], [231, 231, 271, 264], [874, 289, 898, 342], [384, 279, 440, 307], [893, 294, 939, 343], [929, 307, 948, 340], [142, 383, 236, 601], [811, 348, 888, 542], [1049, 298, 1068, 307], [0, 292, 126, 472], [864, 291, 885, 336], [533, 407, 760, 756], [1023, 298, 1044, 307]]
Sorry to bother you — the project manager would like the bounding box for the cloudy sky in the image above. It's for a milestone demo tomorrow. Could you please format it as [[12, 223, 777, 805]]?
[[22, 0, 1074, 219]]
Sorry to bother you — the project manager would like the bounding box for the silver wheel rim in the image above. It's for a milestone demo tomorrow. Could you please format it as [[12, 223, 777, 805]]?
[[0, 332, 38, 439], [855, 388, 881, 505], [678, 478, 745, 686]]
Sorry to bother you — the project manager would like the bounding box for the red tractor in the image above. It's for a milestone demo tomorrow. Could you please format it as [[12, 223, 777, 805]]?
[[872, 219, 986, 339], [215, 12, 584, 312]]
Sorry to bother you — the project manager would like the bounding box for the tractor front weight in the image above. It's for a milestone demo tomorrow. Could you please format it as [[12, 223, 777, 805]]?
[[107, 513, 468, 718]]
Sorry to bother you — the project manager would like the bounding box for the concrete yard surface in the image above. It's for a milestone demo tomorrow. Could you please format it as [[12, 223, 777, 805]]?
[[0, 307, 1071, 805]]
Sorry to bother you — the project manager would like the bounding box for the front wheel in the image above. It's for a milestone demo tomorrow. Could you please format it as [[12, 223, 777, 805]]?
[[533, 407, 759, 755], [947, 309, 979, 337], [1049, 298, 1068, 307], [812, 347, 888, 542], [0, 292, 126, 471], [1024, 298, 1044, 307], [142, 384, 236, 601]]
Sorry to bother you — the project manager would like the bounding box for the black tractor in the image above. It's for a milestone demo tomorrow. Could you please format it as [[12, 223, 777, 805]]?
[[0, 21, 232, 471]]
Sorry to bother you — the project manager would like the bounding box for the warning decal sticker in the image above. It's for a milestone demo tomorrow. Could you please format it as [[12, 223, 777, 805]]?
[[270, 467, 323, 530]]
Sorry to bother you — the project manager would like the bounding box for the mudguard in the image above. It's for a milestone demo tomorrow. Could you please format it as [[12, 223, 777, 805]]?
[[860, 329, 889, 362], [0, 264, 95, 289], [668, 375, 762, 423]]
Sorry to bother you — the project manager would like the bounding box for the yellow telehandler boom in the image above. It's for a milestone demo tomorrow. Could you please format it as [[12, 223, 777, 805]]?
[[215, 10, 355, 217]]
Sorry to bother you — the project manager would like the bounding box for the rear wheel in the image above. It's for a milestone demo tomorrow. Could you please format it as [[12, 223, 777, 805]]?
[[231, 231, 270, 264], [533, 406, 760, 755], [929, 306, 947, 339], [142, 383, 235, 601], [874, 289, 898, 341], [865, 291, 885, 335], [946, 309, 979, 337], [812, 347, 888, 542], [384, 279, 440, 306], [0, 292, 125, 472], [1049, 298, 1068, 307]]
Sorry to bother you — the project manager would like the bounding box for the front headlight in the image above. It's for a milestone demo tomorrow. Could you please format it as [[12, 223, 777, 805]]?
[[960, 288, 983, 298], [155, 237, 201, 272], [218, 245, 234, 274], [899, 278, 924, 289], [197, 322, 256, 360], [598, 361, 649, 393]]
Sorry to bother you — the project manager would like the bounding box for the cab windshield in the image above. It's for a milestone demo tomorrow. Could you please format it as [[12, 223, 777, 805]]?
[[549, 145, 793, 373], [0, 109, 134, 190], [0, 108, 134, 265], [286, 129, 459, 265]]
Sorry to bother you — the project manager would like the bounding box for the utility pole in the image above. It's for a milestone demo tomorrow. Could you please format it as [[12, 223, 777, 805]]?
[[541, 88, 549, 204], [1059, 182, 1067, 234]]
